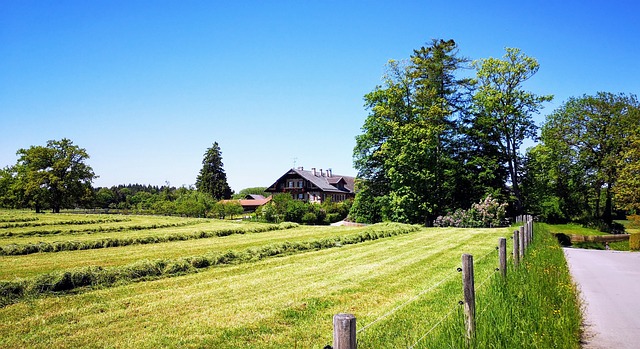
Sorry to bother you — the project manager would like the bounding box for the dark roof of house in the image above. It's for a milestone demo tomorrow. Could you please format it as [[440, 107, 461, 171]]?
[[266, 168, 356, 194], [245, 194, 266, 200], [220, 196, 272, 209]]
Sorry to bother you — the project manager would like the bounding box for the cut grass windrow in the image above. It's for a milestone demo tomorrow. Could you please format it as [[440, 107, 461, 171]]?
[[0, 217, 131, 229], [0, 222, 299, 256], [0, 220, 202, 238], [0, 217, 38, 223], [0, 222, 420, 307]]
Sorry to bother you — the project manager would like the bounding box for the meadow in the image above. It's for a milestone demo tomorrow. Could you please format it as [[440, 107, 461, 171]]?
[[0, 211, 580, 348]]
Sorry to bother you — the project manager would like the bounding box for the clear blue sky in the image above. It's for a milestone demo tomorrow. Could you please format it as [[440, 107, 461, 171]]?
[[2, 1, 638, 192]]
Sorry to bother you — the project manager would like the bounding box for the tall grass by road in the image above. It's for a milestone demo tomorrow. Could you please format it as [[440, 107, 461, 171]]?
[[423, 223, 582, 349]]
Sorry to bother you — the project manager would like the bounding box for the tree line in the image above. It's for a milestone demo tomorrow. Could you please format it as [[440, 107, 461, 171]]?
[[0, 140, 353, 224], [349, 39, 640, 227], [0, 140, 241, 218]]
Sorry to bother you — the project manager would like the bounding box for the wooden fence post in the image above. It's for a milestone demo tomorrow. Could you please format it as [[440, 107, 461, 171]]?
[[462, 254, 476, 342], [333, 313, 357, 349], [498, 237, 507, 278], [513, 230, 520, 266], [519, 226, 525, 257]]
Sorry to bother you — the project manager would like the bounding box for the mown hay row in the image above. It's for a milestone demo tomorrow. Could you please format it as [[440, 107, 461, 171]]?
[[0, 222, 299, 256], [0, 220, 202, 238], [0, 217, 39, 223], [0, 217, 131, 229], [0, 222, 419, 306]]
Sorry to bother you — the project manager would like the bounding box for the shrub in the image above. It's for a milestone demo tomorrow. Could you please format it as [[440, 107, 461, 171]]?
[[301, 212, 317, 225], [628, 215, 640, 229], [434, 195, 508, 228], [630, 234, 640, 251]]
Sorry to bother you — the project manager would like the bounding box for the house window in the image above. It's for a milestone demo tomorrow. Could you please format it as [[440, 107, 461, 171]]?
[[298, 180, 303, 188], [288, 181, 294, 188], [297, 193, 304, 200]]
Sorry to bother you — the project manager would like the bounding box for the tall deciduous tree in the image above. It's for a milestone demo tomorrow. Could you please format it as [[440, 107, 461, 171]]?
[[614, 133, 640, 213], [195, 142, 232, 200], [472, 48, 553, 214], [540, 92, 640, 222], [8, 139, 96, 213]]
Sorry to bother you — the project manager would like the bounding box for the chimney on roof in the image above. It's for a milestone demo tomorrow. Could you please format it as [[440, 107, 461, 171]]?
[[298, 166, 304, 171], [312, 168, 316, 176], [328, 168, 332, 177], [320, 169, 324, 176]]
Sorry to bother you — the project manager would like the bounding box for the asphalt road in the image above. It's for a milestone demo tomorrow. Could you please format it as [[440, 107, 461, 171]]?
[[563, 248, 640, 349]]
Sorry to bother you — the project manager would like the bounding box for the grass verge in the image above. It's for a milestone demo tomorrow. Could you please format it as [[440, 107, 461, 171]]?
[[420, 223, 582, 348]]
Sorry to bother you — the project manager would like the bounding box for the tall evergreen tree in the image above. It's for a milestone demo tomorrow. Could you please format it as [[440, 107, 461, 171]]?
[[351, 39, 472, 224], [195, 142, 232, 200]]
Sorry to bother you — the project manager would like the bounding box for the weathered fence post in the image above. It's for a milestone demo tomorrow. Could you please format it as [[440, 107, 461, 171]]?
[[333, 313, 357, 349], [519, 226, 525, 257], [498, 237, 507, 278], [462, 254, 476, 343], [523, 223, 529, 251], [513, 230, 520, 266]]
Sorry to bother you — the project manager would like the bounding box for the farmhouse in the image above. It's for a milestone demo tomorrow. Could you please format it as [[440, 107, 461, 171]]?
[[265, 167, 355, 203], [220, 195, 272, 212]]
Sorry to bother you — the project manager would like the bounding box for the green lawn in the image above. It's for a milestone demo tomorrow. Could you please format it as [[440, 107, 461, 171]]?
[[0, 211, 509, 348], [546, 222, 630, 251]]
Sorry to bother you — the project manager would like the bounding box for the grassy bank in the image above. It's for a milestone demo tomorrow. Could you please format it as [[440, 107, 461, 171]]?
[[421, 223, 582, 348], [547, 223, 630, 251]]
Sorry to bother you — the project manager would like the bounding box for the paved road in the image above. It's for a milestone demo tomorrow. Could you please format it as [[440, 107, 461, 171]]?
[[564, 248, 640, 349]]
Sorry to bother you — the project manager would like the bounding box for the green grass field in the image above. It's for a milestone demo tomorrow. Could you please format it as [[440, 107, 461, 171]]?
[[546, 222, 631, 251], [0, 211, 512, 348]]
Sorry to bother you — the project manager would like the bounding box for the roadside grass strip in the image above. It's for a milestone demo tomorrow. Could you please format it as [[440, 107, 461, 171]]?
[[0, 222, 298, 256], [0, 222, 419, 307], [419, 223, 583, 349]]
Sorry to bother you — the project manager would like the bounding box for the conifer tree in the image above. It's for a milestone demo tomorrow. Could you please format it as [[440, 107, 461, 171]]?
[[195, 142, 232, 200]]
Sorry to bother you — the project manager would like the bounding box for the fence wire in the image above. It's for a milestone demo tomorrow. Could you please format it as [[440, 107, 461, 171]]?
[[356, 245, 499, 340], [357, 270, 458, 334], [408, 302, 460, 349]]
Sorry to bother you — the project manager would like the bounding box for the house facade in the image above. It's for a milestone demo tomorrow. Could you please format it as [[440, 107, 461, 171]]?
[[219, 195, 272, 212], [265, 167, 355, 203]]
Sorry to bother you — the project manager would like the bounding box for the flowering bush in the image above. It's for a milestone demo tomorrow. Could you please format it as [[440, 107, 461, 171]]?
[[434, 195, 508, 228]]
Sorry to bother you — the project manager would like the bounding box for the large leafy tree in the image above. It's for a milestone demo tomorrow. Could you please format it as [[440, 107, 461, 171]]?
[[195, 142, 232, 200], [614, 133, 640, 213], [351, 39, 472, 224], [472, 48, 553, 214], [539, 92, 640, 222], [4, 139, 96, 213]]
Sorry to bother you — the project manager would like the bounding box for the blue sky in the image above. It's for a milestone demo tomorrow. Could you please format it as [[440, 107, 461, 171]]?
[[1, 1, 639, 192]]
